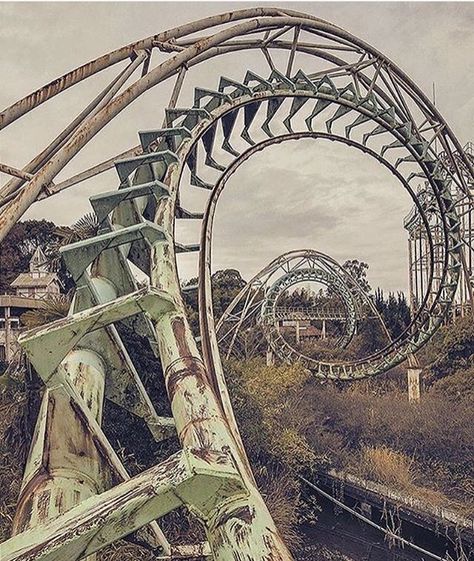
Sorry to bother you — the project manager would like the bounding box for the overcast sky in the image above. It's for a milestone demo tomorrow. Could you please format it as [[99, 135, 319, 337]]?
[[1, 2, 473, 293]]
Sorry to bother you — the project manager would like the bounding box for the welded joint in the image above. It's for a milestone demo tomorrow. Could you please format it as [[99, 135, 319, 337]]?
[[0, 448, 246, 561], [60, 221, 166, 282], [19, 286, 176, 384], [90, 181, 169, 224]]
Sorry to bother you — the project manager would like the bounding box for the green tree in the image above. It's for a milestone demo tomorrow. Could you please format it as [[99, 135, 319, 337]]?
[[182, 269, 247, 335], [422, 315, 474, 380], [211, 269, 246, 318], [374, 288, 411, 338], [342, 259, 371, 293]]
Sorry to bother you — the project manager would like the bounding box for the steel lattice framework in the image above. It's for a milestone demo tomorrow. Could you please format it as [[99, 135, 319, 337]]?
[[216, 249, 390, 366], [405, 142, 474, 319], [0, 8, 471, 561]]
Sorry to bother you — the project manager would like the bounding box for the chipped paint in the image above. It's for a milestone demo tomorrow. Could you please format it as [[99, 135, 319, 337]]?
[[2, 9, 471, 561]]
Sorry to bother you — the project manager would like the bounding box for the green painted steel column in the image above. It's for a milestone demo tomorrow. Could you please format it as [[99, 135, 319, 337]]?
[[150, 164, 293, 561], [12, 350, 107, 539], [11, 282, 116, 559]]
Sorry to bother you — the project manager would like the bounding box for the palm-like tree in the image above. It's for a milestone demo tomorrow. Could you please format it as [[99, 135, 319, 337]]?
[[21, 293, 72, 329], [49, 212, 99, 273], [21, 213, 99, 329]]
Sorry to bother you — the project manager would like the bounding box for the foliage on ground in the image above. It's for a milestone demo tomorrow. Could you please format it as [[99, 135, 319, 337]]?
[[225, 359, 320, 547], [302, 378, 474, 516], [1, 224, 473, 553], [418, 315, 474, 381]]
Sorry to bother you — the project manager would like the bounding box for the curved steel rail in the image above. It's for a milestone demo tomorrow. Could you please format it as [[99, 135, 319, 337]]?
[[176, 88, 461, 378], [0, 9, 469, 561], [0, 8, 472, 236], [405, 142, 474, 316], [262, 267, 358, 353]]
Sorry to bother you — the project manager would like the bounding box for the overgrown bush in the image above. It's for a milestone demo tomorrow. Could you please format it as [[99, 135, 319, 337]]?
[[360, 445, 415, 489], [418, 316, 474, 380], [302, 379, 474, 512], [225, 358, 319, 548], [0, 360, 42, 541]]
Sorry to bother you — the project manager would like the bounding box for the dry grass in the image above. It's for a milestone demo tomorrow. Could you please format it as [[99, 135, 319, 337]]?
[[98, 541, 154, 561], [20, 293, 71, 329], [361, 445, 415, 490], [0, 389, 31, 541], [358, 445, 467, 515], [258, 468, 305, 551]]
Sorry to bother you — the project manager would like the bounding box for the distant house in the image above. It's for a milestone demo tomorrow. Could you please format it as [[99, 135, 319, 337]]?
[[279, 321, 323, 343], [0, 247, 61, 363], [298, 324, 322, 341], [10, 246, 60, 299]]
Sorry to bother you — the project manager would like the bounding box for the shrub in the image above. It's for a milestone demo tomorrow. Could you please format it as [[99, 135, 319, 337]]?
[[225, 358, 317, 548], [360, 445, 415, 489], [419, 316, 474, 380]]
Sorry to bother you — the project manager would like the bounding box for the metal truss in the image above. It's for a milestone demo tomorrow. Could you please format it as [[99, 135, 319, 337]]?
[[216, 249, 389, 366], [0, 8, 470, 561], [405, 142, 474, 319]]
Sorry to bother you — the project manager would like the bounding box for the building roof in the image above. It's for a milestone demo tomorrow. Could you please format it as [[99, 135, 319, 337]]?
[[300, 325, 322, 337], [10, 272, 58, 288], [29, 246, 49, 273]]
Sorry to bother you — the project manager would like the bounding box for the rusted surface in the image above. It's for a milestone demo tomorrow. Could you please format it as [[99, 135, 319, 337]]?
[[166, 362, 209, 399], [0, 52, 147, 201], [13, 469, 52, 534], [2, 9, 472, 243], [12, 359, 109, 536], [167, 316, 214, 392], [2, 9, 472, 561], [0, 162, 33, 181], [213, 505, 256, 529], [2, 450, 244, 561]]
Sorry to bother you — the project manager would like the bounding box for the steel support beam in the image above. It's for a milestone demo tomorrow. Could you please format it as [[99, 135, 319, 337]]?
[[150, 170, 292, 560], [12, 351, 107, 544], [2, 449, 242, 561], [11, 257, 172, 557]]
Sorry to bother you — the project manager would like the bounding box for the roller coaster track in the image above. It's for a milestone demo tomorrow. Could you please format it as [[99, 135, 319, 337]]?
[[404, 141, 474, 316], [216, 249, 391, 366], [0, 8, 471, 561]]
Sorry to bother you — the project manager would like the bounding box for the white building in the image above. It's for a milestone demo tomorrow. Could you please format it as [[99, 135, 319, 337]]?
[[0, 247, 61, 363]]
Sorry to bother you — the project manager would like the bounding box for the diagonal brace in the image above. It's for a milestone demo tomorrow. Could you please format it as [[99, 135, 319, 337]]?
[[0, 448, 245, 561]]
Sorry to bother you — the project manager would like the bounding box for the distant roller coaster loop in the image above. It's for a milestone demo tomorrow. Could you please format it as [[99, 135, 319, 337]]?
[[215, 249, 391, 369], [0, 10, 470, 561]]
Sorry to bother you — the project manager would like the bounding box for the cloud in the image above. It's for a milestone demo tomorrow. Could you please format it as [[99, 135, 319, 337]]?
[[1, 2, 472, 296]]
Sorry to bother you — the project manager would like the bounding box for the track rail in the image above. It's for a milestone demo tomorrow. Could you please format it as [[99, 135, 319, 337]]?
[[216, 249, 389, 366], [0, 9, 469, 561]]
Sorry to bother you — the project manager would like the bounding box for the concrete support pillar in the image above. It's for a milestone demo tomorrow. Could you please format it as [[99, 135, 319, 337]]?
[[295, 320, 300, 345], [321, 319, 327, 340], [266, 347, 274, 366], [5, 306, 11, 362], [407, 367, 421, 403]]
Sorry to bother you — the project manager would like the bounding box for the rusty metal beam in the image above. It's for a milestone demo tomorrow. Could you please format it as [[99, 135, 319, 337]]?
[[0, 51, 148, 201], [150, 178, 293, 560], [0, 163, 33, 182], [1, 10, 471, 561], [3, 449, 243, 561], [1, 10, 471, 242], [0, 8, 305, 129]]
